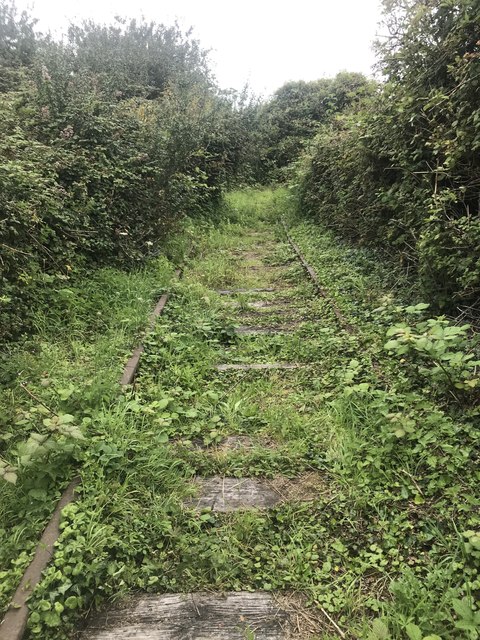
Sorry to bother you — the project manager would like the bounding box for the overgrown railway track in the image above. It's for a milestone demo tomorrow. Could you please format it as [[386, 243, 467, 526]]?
[[1, 212, 349, 640]]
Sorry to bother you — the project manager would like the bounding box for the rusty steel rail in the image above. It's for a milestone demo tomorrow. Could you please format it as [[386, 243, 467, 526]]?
[[0, 479, 81, 640], [281, 219, 355, 334], [120, 268, 181, 386]]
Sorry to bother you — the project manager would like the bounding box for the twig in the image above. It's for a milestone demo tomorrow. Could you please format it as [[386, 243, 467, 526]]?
[[400, 469, 424, 496], [0, 243, 35, 257], [20, 383, 57, 416], [226, 370, 249, 394], [319, 607, 346, 638]]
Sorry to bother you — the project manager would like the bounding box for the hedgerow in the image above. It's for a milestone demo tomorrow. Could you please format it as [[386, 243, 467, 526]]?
[[0, 3, 244, 341], [297, 0, 480, 312]]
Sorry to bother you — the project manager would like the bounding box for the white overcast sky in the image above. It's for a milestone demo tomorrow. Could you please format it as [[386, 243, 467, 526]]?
[[17, 0, 384, 96]]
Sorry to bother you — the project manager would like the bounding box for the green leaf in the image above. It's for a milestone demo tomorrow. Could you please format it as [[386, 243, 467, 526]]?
[[58, 424, 85, 440], [0, 460, 18, 484], [44, 610, 61, 627], [405, 303, 429, 314], [64, 596, 78, 609], [54, 601, 64, 614], [331, 540, 347, 553], [453, 598, 473, 621], [57, 386, 75, 400], [355, 382, 370, 392], [28, 488, 48, 500], [371, 619, 389, 639], [21, 438, 41, 456], [384, 339, 400, 350], [405, 624, 422, 640], [30, 612, 41, 624]]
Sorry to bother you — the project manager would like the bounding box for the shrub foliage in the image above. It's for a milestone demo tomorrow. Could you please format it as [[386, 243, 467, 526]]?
[[297, 0, 480, 311], [0, 3, 244, 341], [255, 73, 374, 180]]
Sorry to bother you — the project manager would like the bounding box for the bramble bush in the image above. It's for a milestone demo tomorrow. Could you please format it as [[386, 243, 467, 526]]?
[[0, 3, 247, 342], [297, 0, 480, 312]]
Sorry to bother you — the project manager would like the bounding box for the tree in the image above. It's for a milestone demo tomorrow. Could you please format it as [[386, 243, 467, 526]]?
[[256, 72, 374, 178], [0, 0, 37, 90]]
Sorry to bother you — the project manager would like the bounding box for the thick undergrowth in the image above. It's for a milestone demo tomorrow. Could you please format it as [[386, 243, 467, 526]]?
[[2, 189, 478, 640], [296, 0, 480, 314], [0, 1, 251, 343], [0, 238, 184, 619]]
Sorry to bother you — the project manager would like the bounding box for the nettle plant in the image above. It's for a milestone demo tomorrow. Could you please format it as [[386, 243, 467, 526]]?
[[384, 304, 480, 397], [0, 385, 85, 484]]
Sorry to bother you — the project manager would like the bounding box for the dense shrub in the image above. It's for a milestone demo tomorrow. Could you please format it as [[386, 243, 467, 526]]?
[[0, 5, 245, 341], [297, 0, 480, 311], [256, 72, 375, 180], [0, 0, 36, 91]]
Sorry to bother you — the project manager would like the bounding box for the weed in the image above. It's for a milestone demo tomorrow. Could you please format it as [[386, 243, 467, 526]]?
[[2, 189, 479, 639]]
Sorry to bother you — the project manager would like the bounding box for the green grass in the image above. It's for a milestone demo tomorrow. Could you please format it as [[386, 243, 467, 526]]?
[[1, 188, 479, 640], [0, 256, 178, 617]]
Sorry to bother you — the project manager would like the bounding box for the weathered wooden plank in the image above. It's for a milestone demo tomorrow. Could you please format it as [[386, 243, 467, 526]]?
[[247, 300, 291, 309], [221, 300, 293, 313], [187, 473, 326, 513], [80, 592, 290, 640], [245, 265, 284, 271], [149, 293, 169, 323], [187, 477, 281, 511], [234, 324, 299, 336], [215, 288, 277, 295], [220, 435, 256, 450], [119, 268, 182, 386], [216, 363, 300, 371], [119, 345, 145, 386]]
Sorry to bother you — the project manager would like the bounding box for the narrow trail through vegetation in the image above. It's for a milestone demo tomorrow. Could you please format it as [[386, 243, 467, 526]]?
[[2, 190, 479, 640], [2, 1, 480, 636], [72, 191, 479, 640], [82, 209, 331, 637]]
